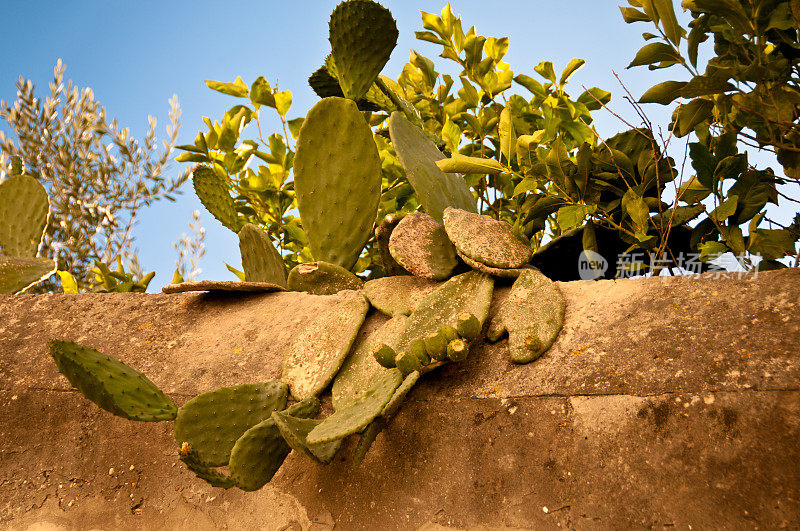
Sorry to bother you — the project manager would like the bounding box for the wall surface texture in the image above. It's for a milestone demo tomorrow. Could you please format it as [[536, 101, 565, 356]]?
[[1, 270, 798, 530]]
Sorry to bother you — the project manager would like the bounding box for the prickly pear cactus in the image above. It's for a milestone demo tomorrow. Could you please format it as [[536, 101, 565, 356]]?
[[173, 382, 288, 466], [238, 223, 287, 287], [272, 410, 343, 465], [457, 251, 532, 279], [49, 340, 177, 421], [161, 280, 285, 294], [0, 256, 57, 294], [388, 212, 458, 280], [293, 97, 381, 270], [352, 416, 386, 467], [487, 268, 566, 363], [329, 0, 398, 101], [0, 172, 49, 257], [178, 443, 237, 489], [375, 213, 408, 276], [287, 261, 363, 295], [193, 166, 239, 232], [443, 207, 533, 269], [282, 290, 370, 400], [306, 368, 403, 445], [332, 314, 407, 410], [229, 397, 319, 491], [363, 275, 440, 316], [388, 112, 476, 222]]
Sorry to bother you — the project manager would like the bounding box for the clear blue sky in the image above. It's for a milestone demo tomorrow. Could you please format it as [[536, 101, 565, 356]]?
[[0, 1, 790, 287]]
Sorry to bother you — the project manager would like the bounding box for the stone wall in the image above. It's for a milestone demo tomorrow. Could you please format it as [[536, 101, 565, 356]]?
[[1, 270, 798, 529]]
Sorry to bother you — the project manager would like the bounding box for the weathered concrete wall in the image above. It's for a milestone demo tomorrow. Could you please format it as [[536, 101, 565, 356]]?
[[1, 270, 798, 530]]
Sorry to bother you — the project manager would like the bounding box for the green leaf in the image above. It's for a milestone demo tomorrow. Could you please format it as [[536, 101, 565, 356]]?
[[274, 91, 292, 117], [627, 42, 681, 68], [623, 189, 650, 232], [680, 0, 751, 34], [513, 178, 539, 197], [680, 74, 736, 98], [513, 75, 546, 97], [748, 229, 797, 260], [484, 37, 509, 62], [698, 241, 728, 261], [498, 107, 515, 164], [287, 117, 304, 140], [559, 58, 585, 86], [225, 262, 246, 281], [415, 30, 446, 45], [577, 87, 611, 110], [713, 154, 747, 190], [674, 98, 713, 137], [556, 204, 595, 231], [57, 270, 78, 293], [250, 76, 276, 108], [619, 6, 651, 22], [435, 154, 505, 174], [206, 78, 248, 98], [639, 80, 687, 104], [689, 142, 715, 189], [534, 61, 557, 84], [709, 195, 738, 223], [175, 153, 210, 163], [727, 170, 772, 223], [653, 0, 683, 45]]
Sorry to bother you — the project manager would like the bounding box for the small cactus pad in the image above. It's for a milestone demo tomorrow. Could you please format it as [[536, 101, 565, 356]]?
[[0, 256, 57, 294], [193, 166, 239, 232], [352, 417, 386, 467], [282, 290, 370, 400], [329, 0, 398, 101], [394, 271, 494, 356], [332, 314, 407, 410], [0, 173, 49, 257], [380, 370, 419, 419], [457, 250, 532, 279], [161, 280, 285, 294], [287, 261, 364, 295], [388, 112, 476, 222], [487, 269, 566, 364], [178, 443, 236, 489], [363, 275, 440, 316], [456, 313, 481, 341], [373, 344, 397, 369], [388, 213, 458, 280], [446, 338, 469, 362], [293, 97, 382, 270], [174, 382, 288, 467], [375, 213, 408, 276], [272, 411, 343, 465], [229, 397, 319, 491], [395, 349, 423, 376], [238, 224, 287, 287], [442, 207, 533, 269], [307, 368, 403, 445], [49, 340, 177, 422]]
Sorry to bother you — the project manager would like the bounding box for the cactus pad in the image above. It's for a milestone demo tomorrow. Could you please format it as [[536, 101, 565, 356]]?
[[307, 368, 403, 445], [228, 397, 319, 491], [282, 290, 370, 400], [49, 340, 177, 422], [457, 250, 532, 279], [487, 268, 566, 363], [174, 382, 288, 466], [394, 271, 494, 355], [332, 314, 407, 410], [375, 213, 408, 276], [272, 411, 343, 465], [329, 0, 398, 101], [443, 207, 533, 269], [238, 224, 287, 287], [0, 256, 57, 294], [388, 213, 458, 280], [193, 166, 239, 232], [0, 173, 49, 257], [352, 417, 386, 467], [161, 280, 285, 294], [287, 261, 363, 295], [388, 112, 476, 222], [363, 275, 440, 316], [178, 443, 237, 489], [293, 97, 381, 270], [380, 370, 419, 419]]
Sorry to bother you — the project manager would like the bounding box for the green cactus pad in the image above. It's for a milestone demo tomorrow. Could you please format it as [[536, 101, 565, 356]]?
[[308, 60, 383, 112], [282, 290, 370, 400], [388, 213, 458, 280], [380, 370, 419, 419], [293, 97, 381, 270], [352, 417, 386, 467], [238, 224, 287, 287], [178, 443, 236, 490], [394, 271, 494, 356], [0, 173, 49, 257], [447, 338, 469, 362], [487, 268, 566, 364], [49, 340, 177, 422], [456, 313, 481, 341], [193, 166, 239, 232], [363, 276, 441, 317], [329, 0, 398, 101], [228, 397, 319, 491], [375, 213, 408, 276], [0, 256, 57, 294], [373, 344, 397, 369], [457, 250, 532, 279], [287, 261, 363, 295], [442, 207, 533, 269], [307, 368, 403, 445], [395, 349, 423, 376], [332, 314, 407, 410], [272, 411, 343, 465], [161, 280, 285, 294], [174, 382, 288, 467], [388, 112, 476, 222]]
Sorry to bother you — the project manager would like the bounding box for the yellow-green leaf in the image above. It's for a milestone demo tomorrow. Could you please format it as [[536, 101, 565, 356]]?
[[435, 154, 505, 174]]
